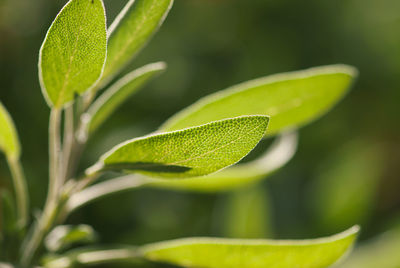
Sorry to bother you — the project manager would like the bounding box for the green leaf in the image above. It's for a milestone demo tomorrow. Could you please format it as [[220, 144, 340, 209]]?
[[0, 102, 20, 160], [161, 65, 357, 136], [149, 131, 297, 191], [87, 62, 166, 133], [39, 0, 107, 108], [141, 226, 360, 268], [45, 225, 97, 252], [101, 0, 173, 85], [91, 116, 269, 178]]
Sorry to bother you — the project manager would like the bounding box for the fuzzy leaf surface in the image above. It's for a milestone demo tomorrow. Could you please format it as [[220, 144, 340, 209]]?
[[95, 116, 269, 178], [102, 0, 173, 84], [39, 0, 107, 107], [161, 65, 357, 136], [141, 226, 359, 268]]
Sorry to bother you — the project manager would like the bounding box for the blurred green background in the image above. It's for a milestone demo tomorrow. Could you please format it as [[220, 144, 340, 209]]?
[[0, 0, 399, 266]]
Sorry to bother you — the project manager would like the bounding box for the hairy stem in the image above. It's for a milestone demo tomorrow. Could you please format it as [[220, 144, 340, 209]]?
[[7, 157, 29, 228], [20, 108, 63, 266], [62, 105, 75, 182]]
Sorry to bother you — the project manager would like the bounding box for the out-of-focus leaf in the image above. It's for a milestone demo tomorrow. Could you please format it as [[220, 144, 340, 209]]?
[[161, 65, 357, 137], [222, 185, 272, 239], [45, 225, 97, 252], [39, 0, 107, 107], [149, 131, 297, 192], [310, 141, 384, 232], [87, 62, 166, 133], [101, 0, 173, 84], [140, 226, 360, 268], [338, 226, 400, 268], [0, 190, 16, 233], [90, 116, 269, 178], [0, 102, 20, 160]]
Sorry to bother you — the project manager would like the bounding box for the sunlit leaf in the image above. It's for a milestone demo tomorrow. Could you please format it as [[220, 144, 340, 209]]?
[[161, 65, 357, 137], [141, 226, 360, 268], [87, 62, 166, 133], [149, 131, 297, 191], [90, 116, 269, 178], [0, 102, 20, 160], [101, 0, 173, 85], [39, 0, 107, 107]]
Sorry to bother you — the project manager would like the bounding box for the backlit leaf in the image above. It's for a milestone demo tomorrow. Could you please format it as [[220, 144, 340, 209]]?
[[141, 226, 359, 268], [39, 0, 107, 107], [0, 102, 20, 160], [101, 0, 173, 85], [161, 65, 357, 137], [91, 116, 269, 178]]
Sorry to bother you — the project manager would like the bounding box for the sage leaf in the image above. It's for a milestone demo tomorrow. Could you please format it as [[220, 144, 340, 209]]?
[[39, 0, 107, 108], [92, 116, 269, 178], [45, 225, 97, 252], [161, 65, 357, 137], [0, 102, 20, 160], [149, 131, 297, 192], [141, 226, 359, 268], [102, 0, 173, 84], [87, 62, 166, 133]]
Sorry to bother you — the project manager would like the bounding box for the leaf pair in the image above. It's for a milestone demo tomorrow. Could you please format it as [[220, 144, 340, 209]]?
[[39, 0, 172, 108]]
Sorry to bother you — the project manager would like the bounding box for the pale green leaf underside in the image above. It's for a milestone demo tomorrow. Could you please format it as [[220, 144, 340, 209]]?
[[161, 65, 357, 137], [95, 116, 269, 178], [0, 102, 20, 160], [39, 0, 107, 108], [101, 0, 173, 85], [87, 62, 166, 133], [148, 131, 297, 192], [141, 226, 359, 268]]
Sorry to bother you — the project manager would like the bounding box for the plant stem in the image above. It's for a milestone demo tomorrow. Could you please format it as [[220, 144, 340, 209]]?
[[45, 247, 141, 268], [48, 108, 63, 203], [62, 105, 75, 182], [20, 108, 63, 266], [7, 156, 29, 228]]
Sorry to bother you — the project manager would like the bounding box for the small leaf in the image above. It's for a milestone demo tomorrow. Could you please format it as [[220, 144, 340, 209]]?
[[39, 0, 107, 108], [102, 0, 173, 84], [0, 102, 20, 160], [92, 116, 269, 178], [141, 226, 360, 268], [161, 65, 357, 136], [45, 225, 97, 252], [149, 132, 297, 192], [87, 62, 166, 133]]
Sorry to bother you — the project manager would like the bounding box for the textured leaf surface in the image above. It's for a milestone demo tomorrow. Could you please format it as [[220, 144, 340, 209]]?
[[94, 116, 269, 178], [39, 0, 107, 107], [88, 62, 166, 133], [0, 102, 20, 159], [161, 65, 357, 136], [149, 132, 297, 191], [141, 226, 359, 268], [102, 0, 173, 84]]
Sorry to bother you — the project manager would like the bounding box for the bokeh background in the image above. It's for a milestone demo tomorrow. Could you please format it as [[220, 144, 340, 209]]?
[[1, 0, 399, 266]]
